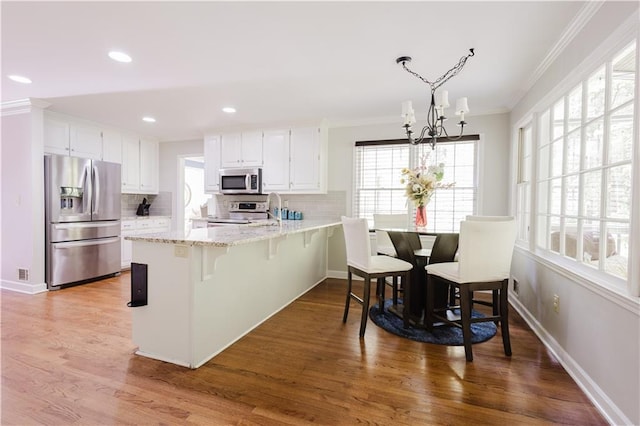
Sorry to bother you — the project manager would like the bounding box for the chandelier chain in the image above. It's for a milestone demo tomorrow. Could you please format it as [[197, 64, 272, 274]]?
[[401, 49, 475, 91]]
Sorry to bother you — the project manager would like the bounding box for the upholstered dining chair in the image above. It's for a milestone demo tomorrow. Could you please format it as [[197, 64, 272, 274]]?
[[425, 218, 517, 361], [387, 231, 422, 327], [341, 216, 413, 337], [427, 233, 460, 306], [374, 214, 410, 313]]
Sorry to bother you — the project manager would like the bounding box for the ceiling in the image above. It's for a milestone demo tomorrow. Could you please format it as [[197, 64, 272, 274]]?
[[2, 1, 591, 142]]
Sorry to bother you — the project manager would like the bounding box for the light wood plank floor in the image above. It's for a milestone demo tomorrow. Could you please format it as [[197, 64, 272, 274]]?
[[2, 273, 605, 425]]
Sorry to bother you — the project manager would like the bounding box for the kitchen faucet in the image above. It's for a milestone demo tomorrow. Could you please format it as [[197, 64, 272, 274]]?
[[266, 192, 282, 228]]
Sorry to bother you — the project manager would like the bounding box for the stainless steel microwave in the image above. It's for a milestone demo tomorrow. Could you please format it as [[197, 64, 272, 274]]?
[[219, 167, 262, 194]]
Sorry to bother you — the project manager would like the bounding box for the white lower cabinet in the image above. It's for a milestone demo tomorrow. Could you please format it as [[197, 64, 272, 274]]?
[[121, 217, 171, 269]]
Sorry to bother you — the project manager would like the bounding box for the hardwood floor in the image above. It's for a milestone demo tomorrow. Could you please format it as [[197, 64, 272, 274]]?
[[2, 273, 605, 425]]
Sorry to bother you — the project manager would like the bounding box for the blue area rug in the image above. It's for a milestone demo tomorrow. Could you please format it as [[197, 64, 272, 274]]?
[[369, 299, 497, 345]]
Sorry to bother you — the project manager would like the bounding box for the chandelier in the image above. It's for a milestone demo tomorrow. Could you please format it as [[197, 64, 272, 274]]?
[[397, 48, 475, 149]]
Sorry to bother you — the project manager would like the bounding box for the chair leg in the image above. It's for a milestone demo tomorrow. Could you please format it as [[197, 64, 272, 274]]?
[[392, 276, 398, 306], [459, 287, 474, 362], [377, 277, 385, 312], [359, 277, 371, 338], [402, 272, 411, 329], [425, 274, 435, 331], [492, 289, 499, 324], [500, 280, 512, 356], [342, 269, 352, 323], [449, 284, 456, 306]]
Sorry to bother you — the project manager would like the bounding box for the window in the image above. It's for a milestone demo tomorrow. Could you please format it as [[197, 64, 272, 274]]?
[[516, 124, 532, 242], [353, 138, 478, 232], [535, 41, 636, 283]]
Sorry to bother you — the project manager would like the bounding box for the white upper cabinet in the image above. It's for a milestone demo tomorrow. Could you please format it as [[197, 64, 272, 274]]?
[[70, 124, 102, 160], [262, 129, 290, 192], [121, 136, 159, 195], [220, 131, 263, 168], [121, 135, 140, 193], [290, 127, 326, 193], [220, 133, 242, 167], [44, 116, 102, 160], [102, 129, 123, 164], [204, 123, 326, 195], [139, 138, 159, 194], [204, 135, 221, 192], [43, 117, 71, 155]]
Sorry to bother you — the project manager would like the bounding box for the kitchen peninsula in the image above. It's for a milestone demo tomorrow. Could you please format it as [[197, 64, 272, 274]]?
[[126, 219, 341, 368]]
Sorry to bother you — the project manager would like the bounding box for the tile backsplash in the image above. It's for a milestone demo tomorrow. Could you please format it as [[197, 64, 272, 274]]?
[[209, 190, 346, 220], [121, 191, 172, 217]]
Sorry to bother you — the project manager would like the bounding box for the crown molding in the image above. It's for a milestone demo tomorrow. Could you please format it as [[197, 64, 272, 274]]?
[[1, 98, 51, 116], [508, 0, 605, 109]]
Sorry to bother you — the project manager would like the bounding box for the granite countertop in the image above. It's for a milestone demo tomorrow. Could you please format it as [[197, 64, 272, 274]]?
[[125, 219, 341, 247]]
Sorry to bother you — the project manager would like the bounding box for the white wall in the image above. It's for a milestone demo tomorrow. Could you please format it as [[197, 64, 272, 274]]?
[[508, 2, 640, 424], [1, 102, 46, 293]]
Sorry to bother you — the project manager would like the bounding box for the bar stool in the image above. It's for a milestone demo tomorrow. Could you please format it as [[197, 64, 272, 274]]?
[[425, 218, 517, 361], [341, 216, 413, 337]]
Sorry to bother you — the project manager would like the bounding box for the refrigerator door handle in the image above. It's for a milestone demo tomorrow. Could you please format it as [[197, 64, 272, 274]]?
[[82, 163, 92, 215], [93, 165, 100, 215], [53, 222, 119, 230], [53, 237, 120, 249]]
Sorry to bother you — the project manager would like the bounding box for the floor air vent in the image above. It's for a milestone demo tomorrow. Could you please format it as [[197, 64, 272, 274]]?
[[18, 268, 29, 281]]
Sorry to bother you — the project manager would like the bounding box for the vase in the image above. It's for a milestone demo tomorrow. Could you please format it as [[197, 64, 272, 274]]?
[[415, 205, 427, 228]]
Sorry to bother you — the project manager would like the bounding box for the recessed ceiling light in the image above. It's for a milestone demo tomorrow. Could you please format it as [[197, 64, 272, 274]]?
[[142, 116, 156, 123], [222, 107, 236, 114], [108, 51, 132, 63], [8, 75, 32, 84]]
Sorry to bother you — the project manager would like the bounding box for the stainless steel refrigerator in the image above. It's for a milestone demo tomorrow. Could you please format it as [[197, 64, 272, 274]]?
[[45, 154, 121, 289]]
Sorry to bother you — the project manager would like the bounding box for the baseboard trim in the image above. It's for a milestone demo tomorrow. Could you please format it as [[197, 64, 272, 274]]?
[[1, 279, 48, 294], [327, 270, 365, 281], [509, 295, 631, 426]]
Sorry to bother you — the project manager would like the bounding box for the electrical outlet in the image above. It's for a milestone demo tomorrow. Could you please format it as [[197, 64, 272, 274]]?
[[174, 245, 189, 258], [513, 279, 519, 294], [553, 294, 560, 313]]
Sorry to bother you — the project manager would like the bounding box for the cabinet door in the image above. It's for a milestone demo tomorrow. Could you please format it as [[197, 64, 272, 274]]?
[[290, 127, 321, 191], [204, 135, 221, 192], [121, 135, 140, 193], [121, 220, 136, 269], [262, 130, 290, 191], [139, 139, 159, 194], [70, 124, 102, 160], [220, 133, 242, 168], [240, 131, 263, 167], [43, 117, 71, 155], [102, 129, 122, 164]]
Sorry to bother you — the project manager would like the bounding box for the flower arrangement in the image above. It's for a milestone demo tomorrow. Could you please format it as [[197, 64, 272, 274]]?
[[400, 163, 453, 207]]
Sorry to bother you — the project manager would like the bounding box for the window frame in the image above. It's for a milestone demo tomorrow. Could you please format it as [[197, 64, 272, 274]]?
[[352, 135, 480, 232], [516, 36, 638, 296]]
